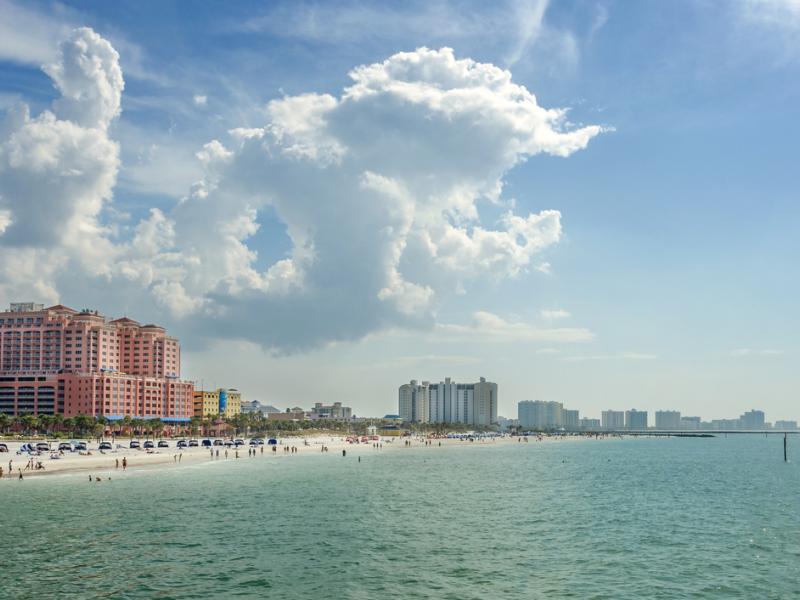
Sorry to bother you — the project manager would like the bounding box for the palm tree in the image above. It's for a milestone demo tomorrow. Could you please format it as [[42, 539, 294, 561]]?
[[20, 414, 39, 436], [0, 412, 9, 434]]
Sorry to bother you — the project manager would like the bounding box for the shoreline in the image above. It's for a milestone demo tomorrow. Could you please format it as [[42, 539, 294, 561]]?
[[0, 433, 606, 480]]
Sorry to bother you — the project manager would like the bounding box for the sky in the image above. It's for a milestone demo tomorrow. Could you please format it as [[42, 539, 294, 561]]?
[[0, 0, 798, 421]]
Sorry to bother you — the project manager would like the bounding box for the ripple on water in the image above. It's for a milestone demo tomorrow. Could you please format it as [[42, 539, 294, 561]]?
[[1, 436, 799, 599]]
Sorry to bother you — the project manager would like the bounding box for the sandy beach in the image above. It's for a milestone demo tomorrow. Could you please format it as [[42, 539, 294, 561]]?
[[0, 433, 587, 480]]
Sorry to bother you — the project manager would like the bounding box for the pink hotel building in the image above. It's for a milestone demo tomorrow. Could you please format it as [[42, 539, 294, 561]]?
[[0, 303, 194, 422]]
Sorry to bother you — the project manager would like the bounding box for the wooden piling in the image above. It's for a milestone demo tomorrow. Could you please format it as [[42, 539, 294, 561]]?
[[785, 433, 788, 462]]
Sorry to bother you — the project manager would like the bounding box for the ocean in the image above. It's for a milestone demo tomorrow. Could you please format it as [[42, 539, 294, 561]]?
[[1, 435, 798, 599]]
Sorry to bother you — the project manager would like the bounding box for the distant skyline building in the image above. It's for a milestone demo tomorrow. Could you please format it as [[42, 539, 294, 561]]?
[[625, 409, 648, 430], [680, 416, 701, 430], [602, 410, 625, 430], [241, 400, 281, 415], [518, 400, 563, 430], [399, 377, 497, 426], [655, 410, 681, 430], [310, 402, 352, 419], [580, 418, 601, 430], [775, 420, 798, 430], [562, 409, 580, 430], [740, 410, 765, 430], [0, 303, 193, 421]]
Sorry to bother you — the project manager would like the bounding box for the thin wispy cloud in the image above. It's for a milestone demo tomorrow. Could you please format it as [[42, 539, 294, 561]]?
[[540, 308, 570, 320], [730, 348, 784, 357], [560, 352, 657, 362], [438, 311, 594, 343]]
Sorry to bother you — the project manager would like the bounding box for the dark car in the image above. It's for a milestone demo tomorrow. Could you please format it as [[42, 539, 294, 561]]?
[[75, 441, 88, 451], [268, 438, 277, 445], [213, 439, 224, 446], [188, 439, 199, 447], [176, 440, 188, 448], [58, 442, 73, 452], [0, 443, 9, 452], [143, 440, 154, 449], [157, 440, 169, 448], [36, 442, 50, 452], [223, 439, 234, 447], [201, 439, 212, 447], [98, 441, 112, 450], [233, 439, 245, 447], [129, 440, 141, 449]]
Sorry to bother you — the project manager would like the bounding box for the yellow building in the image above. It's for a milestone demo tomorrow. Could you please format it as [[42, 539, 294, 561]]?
[[193, 388, 242, 418]]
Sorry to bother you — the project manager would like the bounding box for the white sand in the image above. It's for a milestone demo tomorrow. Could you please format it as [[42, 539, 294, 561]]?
[[0, 433, 586, 480]]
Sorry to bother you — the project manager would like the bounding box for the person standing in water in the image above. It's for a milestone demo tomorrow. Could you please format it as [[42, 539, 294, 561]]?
[[122, 457, 127, 470]]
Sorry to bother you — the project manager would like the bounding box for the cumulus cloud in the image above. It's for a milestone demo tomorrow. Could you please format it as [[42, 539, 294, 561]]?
[[193, 94, 207, 106], [0, 27, 122, 301], [0, 32, 605, 352]]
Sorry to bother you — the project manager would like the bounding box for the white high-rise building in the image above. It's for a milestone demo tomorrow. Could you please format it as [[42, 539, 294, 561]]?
[[518, 400, 563, 430], [398, 380, 429, 423], [602, 410, 625, 430], [655, 410, 681, 430], [399, 377, 497, 426]]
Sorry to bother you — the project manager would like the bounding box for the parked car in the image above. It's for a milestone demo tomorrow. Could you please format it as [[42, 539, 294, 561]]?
[[129, 440, 141, 449], [98, 441, 112, 450], [201, 439, 212, 447], [143, 440, 154, 449], [157, 440, 169, 448], [213, 439, 224, 446], [35, 442, 50, 452], [267, 438, 278, 445], [188, 439, 199, 447], [74, 441, 88, 451], [233, 439, 245, 447], [0, 443, 9, 452], [58, 442, 73, 452], [176, 439, 188, 448]]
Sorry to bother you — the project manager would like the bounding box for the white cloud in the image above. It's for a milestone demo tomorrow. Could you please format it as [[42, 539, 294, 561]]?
[[560, 352, 657, 362], [0, 27, 122, 301], [0, 0, 73, 65], [0, 33, 604, 353], [438, 311, 594, 343], [193, 94, 208, 106], [741, 0, 800, 29], [535, 347, 561, 355], [730, 348, 784, 357], [540, 308, 570, 319]]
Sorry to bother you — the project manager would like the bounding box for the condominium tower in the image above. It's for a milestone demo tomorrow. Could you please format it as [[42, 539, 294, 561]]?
[[398, 377, 498, 426]]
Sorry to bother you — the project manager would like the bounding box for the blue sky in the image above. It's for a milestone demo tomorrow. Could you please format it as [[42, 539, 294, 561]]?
[[0, 0, 798, 421]]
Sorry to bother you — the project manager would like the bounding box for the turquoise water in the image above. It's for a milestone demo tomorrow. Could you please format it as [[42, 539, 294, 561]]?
[[1, 436, 799, 599]]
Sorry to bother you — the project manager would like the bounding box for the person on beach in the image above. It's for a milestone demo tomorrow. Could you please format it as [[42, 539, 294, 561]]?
[[174, 454, 177, 463], [115, 458, 119, 469], [122, 457, 127, 470], [0, 466, 3, 478], [225, 449, 228, 459], [19, 469, 23, 480], [179, 453, 182, 462], [342, 449, 346, 457], [235, 450, 239, 459]]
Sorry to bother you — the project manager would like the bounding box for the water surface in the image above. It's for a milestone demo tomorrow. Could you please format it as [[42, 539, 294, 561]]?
[[1, 435, 798, 599]]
